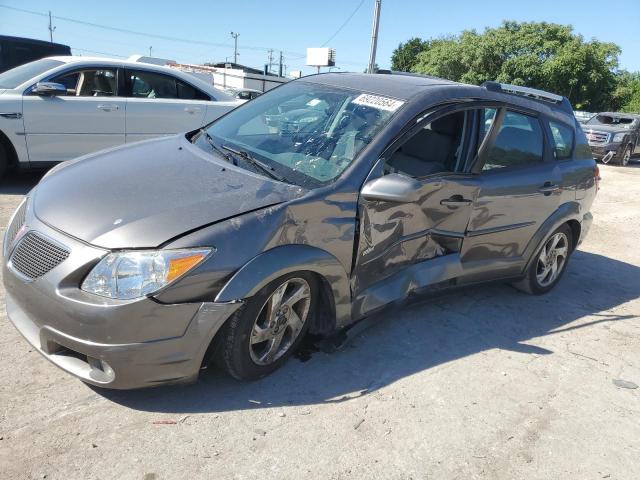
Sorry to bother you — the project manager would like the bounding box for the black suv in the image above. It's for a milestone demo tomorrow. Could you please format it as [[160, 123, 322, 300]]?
[[583, 112, 640, 166]]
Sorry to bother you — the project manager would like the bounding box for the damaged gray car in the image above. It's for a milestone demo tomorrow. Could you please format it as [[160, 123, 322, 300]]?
[[3, 73, 598, 389]]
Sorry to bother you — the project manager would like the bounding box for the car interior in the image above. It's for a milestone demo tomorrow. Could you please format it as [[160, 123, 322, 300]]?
[[386, 111, 467, 177]]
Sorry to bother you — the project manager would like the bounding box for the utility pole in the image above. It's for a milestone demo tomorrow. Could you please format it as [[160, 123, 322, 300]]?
[[149, 46, 153, 57], [367, 0, 382, 73], [48, 10, 56, 43], [230, 32, 240, 64], [267, 49, 274, 74], [278, 51, 283, 77]]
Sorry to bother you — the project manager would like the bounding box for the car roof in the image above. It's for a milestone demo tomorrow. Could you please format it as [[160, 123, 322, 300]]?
[[44, 56, 234, 101], [595, 112, 640, 119], [302, 72, 575, 123], [302, 72, 459, 101]]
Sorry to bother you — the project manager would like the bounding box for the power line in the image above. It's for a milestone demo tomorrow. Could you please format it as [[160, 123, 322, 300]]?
[[0, 4, 305, 58], [0, 4, 366, 68], [321, 0, 367, 47]]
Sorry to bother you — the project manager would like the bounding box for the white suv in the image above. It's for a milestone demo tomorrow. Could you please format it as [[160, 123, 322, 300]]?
[[0, 56, 241, 178]]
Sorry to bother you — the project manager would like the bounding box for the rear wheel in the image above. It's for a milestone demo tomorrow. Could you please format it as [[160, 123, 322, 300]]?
[[513, 224, 573, 295], [619, 145, 632, 166], [217, 272, 317, 380]]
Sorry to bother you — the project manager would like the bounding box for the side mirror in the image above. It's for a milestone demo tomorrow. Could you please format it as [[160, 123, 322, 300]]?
[[361, 173, 422, 203], [32, 82, 67, 96]]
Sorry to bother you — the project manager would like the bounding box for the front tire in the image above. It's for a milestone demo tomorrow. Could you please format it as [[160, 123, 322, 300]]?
[[217, 272, 317, 380], [513, 224, 573, 295], [0, 141, 8, 181], [618, 145, 632, 166]]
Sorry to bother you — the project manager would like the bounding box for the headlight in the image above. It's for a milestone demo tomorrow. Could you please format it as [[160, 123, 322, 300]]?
[[81, 248, 212, 300], [612, 132, 626, 143]]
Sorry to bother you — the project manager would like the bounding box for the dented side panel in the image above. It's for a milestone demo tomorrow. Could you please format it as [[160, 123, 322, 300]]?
[[352, 174, 479, 294]]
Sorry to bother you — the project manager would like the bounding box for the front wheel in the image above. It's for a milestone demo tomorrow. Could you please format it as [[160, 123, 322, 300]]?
[[618, 145, 632, 166], [216, 272, 317, 380], [513, 224, 573, 295]]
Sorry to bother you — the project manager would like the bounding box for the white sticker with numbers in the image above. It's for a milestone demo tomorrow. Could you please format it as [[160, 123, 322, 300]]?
[[352, 93, 404, 112]]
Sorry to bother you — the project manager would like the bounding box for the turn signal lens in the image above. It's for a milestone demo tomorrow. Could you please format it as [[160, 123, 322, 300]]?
[[167, 253, 208, 282]]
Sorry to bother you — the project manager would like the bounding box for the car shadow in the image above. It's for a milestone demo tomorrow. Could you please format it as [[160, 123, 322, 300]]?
[[99, 249, 640, 413], [0, 170, 45, 195]]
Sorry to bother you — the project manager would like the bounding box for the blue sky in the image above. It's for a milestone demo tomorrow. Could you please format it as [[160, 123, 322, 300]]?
[[1, 0, 639, 76]]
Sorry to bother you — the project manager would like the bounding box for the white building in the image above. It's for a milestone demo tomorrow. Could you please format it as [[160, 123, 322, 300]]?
[[169, 62, 289, 93]]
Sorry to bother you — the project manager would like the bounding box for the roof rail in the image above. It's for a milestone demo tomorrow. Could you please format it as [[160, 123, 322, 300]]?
[[482, 81, 564, 102]]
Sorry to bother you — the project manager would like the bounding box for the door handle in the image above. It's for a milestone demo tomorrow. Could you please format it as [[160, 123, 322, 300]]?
[[538, 182, 560, 195], [184, 107, 202, 114], [440, 195, 472, 207], [97, 104, 119, 111]]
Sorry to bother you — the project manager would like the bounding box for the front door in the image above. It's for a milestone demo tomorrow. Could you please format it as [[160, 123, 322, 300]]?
[[353, 107, 483, 302], [22, 66, 125, 164]]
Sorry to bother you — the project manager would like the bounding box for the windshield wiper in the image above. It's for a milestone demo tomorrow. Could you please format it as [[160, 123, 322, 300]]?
[[221, 145, 285, 182], [198, 128, 237, 165]]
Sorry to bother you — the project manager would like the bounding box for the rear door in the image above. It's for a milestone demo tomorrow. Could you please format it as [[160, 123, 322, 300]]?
[[22, 65, 125, 163], [459, 108, 562, 281], [123, 68, 209, 143]]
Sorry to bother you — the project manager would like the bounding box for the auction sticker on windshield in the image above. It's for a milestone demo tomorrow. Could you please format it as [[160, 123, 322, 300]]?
[[352, 93, 404, 112]]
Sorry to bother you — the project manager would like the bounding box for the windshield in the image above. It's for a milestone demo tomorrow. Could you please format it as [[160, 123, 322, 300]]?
[[0, 58, 64, 89], [195, 81, 402, 187], [586, 114, 637, 130]]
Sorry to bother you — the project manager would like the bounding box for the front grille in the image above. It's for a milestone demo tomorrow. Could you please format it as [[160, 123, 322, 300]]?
[[4, 200, 27, 254], [10, 231, 70, 280], [585, 130, 610, 144]]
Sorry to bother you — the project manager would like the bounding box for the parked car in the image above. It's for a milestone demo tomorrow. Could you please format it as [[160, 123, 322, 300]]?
[[0, 35, 71, 74], [3, 73, 598, 389], [582, 112, 640, 166], [574, 110, 594, 124], [225, 87, 263, 101], [0, 56, 241, 178]]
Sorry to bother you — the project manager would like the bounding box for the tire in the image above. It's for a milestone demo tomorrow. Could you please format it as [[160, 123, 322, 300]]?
[[216, 272, 318, 380], [0, 141, 8, 181], [513, 224, 573, 295], [618, 145, 632, 166]]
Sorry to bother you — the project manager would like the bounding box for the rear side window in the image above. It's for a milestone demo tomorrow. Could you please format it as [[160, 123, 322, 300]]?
[[177, 80, 210, 100], [483, 111, 543, 170], [549, 121, 574, 160]]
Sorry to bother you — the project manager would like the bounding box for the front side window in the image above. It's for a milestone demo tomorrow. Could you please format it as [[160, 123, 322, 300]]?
[[386, 110, 471, 178], [176, 80, 209, 100], [50, 68, 117, 96], [483, 111, 544, 170], [549, 121, 574, 160], [196, 82, 401, 186]]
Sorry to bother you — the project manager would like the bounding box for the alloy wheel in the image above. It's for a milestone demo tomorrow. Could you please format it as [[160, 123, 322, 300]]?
[[249, 277, 311, 366], [622, 147, 631, 166], [535, 232, 569, 287]]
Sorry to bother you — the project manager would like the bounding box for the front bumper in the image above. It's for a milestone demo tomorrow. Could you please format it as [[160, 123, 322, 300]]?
[[3, 205, 241, 389], [589, 143, 623, 160]]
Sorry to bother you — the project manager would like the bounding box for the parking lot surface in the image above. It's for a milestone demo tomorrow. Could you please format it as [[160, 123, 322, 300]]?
[[0, 163, 639, 480]]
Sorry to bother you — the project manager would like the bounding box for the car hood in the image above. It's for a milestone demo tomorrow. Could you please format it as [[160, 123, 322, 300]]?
[[582, 124, 631, 134], [33, 135, 304, 249]]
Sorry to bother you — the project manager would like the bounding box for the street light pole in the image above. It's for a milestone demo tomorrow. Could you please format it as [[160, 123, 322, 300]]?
[[230, 32, 240, 64], [367, 0, 382, 73]]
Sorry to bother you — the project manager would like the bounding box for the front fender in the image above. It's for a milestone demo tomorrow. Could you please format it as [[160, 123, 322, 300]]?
[[214, 244, 352, 329]]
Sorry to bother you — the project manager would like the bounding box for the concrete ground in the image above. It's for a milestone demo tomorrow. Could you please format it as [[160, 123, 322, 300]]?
[[0, 163, 638, 480]]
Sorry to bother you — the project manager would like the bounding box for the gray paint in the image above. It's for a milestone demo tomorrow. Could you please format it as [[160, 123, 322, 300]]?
[[3, 72, 597, 389]]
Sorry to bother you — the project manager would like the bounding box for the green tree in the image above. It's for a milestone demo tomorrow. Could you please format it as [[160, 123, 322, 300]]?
[[391, 37, 429, 72], [408, 21, 622, 111], [615, 71, 640, 112]]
